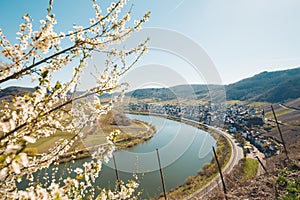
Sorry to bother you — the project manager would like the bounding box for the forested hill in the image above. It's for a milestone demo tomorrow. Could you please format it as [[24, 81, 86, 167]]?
[[125, 84, 224, 101], [126, 67, 300, 103], [0, 86, 34, 101], [1, 67, 299, 103], [225, 67, 300, 102]]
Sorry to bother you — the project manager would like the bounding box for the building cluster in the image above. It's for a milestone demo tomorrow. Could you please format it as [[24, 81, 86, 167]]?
[[129, 102, 281, 158], [224, 104, 280, 157], [129, 103, 226, 126]]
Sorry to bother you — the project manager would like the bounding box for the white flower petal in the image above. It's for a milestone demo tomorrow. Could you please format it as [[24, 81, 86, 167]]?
[[11, 160, 21, 174], [23, 136, 36, 143], [0, 167, 8, 181]]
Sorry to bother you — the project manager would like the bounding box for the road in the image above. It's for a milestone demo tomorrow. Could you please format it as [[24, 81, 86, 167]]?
[[127, 114, 245, 199], [279, 103, 300, 111], [181, 119, 244, 200]]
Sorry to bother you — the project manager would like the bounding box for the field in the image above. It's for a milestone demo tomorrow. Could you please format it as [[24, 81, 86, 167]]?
[[26, 110, 155, 155], [265, 107, 293, 119], [246, 102, 269, 107], [243, 158, 259, 180], [260, 98, 300, 154], [27, 131, 77, 154]]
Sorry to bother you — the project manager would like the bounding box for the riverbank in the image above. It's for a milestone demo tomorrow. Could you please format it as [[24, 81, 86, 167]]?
[[26, 113, 157, 164], [127, 111, 233, 200], [162, 135, 231, 199], [128, 111, 221, 140], [58, 120, 157, 163]]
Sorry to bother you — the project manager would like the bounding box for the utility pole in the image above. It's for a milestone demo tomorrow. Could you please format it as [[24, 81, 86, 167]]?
[[271, 105, 289, 159], [255, 156, 268, 174], [156, 148, 167, 200], [113, 153, 121, 191], [212, 146, 228, 200]]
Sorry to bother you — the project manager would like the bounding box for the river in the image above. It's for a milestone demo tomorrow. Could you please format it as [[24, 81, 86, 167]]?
[[19, 114, 216, 199]]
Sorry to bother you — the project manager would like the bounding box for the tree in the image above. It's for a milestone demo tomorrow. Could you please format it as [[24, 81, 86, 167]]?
[[0, 0, 149, 198]]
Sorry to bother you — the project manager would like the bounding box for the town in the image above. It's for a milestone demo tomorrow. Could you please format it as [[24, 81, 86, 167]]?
[[128, 102, 281, 158]]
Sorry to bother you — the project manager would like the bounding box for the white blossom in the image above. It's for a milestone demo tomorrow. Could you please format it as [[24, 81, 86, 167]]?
[[0, 0, 149, 198], [75, 167, 83, 174], [11, 160, 21, 174], [23, 135, 36, 143], [5, 144, 22, 154], [103, 155, 109, 163], [0, 167, 8, 181], [20, 153, 29, 167]]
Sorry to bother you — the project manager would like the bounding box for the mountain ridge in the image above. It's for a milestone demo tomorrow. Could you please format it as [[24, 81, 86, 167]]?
[[226, 67, 300, 102], [1, 67, 299, 103]]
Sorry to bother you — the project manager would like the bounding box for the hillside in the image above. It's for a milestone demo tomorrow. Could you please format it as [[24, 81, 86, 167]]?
[[253, 76, 300, 102], [125, 67, 300, 103], [0, 86, 34, 101], [226, 67, 300, 103], [1, 67, 299, 103], [98, 110, 132, 126], [125, 84, 224, 101]]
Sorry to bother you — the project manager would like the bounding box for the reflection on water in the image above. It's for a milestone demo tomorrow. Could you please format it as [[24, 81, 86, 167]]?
[[18, 114, 216, 199]]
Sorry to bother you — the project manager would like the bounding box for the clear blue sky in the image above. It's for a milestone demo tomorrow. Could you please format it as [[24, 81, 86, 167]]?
[[1, 0, 300, 86]]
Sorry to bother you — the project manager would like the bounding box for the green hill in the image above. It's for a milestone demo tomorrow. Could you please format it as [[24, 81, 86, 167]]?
[[125, 67, 300, 103], [226, 67, 300, 102], [1, 67, 299, 103], [0, 86, 34, 101], [125, 84, 224, 101]]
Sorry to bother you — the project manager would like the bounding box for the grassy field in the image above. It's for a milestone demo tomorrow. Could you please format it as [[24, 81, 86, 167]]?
[[247, 101, 269, 107], [26, 110, 154, 155], [265, 107, 293, 118], [27, 131, 76, 153], [243, 158, 259, 180], [226, 100, 244, 105]]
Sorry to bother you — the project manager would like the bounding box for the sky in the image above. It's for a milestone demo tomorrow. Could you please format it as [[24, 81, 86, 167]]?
[[1, 0, 300, 88]]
